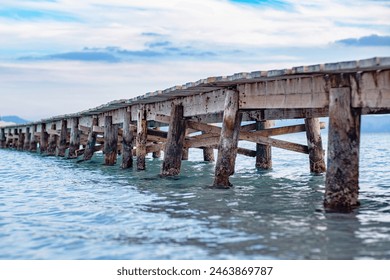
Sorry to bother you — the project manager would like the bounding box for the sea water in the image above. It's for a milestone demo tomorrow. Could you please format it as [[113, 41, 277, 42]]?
[[0, 132, 389, 260]]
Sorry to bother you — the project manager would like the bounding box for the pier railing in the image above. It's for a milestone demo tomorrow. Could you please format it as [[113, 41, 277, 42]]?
[[1, 57, 389, 211]]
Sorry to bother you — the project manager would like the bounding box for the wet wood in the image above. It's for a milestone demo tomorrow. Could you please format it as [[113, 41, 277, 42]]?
[[151, 127, 162, 159], [17, 129, 24, 150], [182, 129, 190, 160], [47, 124, 57, 156], [161, 105, 186, 176], [136, 108, 147, 170], [325, 87, 361, 210], [202, 132, 214, 162], [256, 120, 274, 169], [213, 89, 242, 187], [23, 127, 31, 151], [0, 128, 6, 148], [40, 123, 48, 154], [83, 117, 98, 161], [104, 116, 118, 166], [57, 120, 68, 157], [29, 125, 37, 152], [121, 111, 134, 169], [305, 118, 326, 174], [68, 118, 80, 158]]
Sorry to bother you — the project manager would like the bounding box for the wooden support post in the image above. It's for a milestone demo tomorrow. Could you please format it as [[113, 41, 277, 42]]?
[[7, 129, 13, 148], [213, 89, 242, 188], [84, 117, 98, 161], [152, 127, 162, 159], [47, 124, 57, 156], [0, 128, 6, 148], [305, 118, 326, 174], [202, 132, 214, 162], [104, 116, 118, 166], [29, 125, 37, 152], [57, 120, 68, 157], [68, 118, 80, 158], [121, 111, 134, 169], [23, 127, 31, 151], [256, 120, 273, 169], [136, 108, 147, 170], [17, 129, 24, 150], [161, 104, 186, 176], [325, 87, 361, 210], [40, 123, 48, 154]]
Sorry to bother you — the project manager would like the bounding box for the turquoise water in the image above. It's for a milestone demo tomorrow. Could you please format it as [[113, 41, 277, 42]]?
[[0, 132, 389, 260]]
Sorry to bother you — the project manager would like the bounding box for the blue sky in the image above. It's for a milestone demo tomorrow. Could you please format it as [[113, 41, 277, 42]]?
[[0, 0, 389, 120]]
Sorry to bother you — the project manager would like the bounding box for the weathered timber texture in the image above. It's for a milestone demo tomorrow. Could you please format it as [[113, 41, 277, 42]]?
[[136, 108, 147, 170], [68, 118, 80, 158], [47, 124, 57, 156], [104, 116, 118, 166], [325, 87, 361, 210], [151, 127, 162, 159], [256, 120, 273, 169], [40, 123, 48, 154], [23, 127, 31, 151], [0, 128, 6, 148], [121, 111, 134, 169], [202, 132, 214, 162], [17, 129, 24, 150], [161, 105, 186, 176], [305, 118, 326, 174], [84, 117, 98, 161], [213, 89, 242, 187], [57, 120, 68, 157], [29, 125, 37, 152]]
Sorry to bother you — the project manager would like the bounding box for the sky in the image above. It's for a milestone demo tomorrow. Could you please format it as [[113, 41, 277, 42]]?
[[0, 0, 389, 121]]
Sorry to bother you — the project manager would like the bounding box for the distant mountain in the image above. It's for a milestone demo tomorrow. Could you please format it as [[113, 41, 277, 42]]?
[[0, 115, 29, 124]]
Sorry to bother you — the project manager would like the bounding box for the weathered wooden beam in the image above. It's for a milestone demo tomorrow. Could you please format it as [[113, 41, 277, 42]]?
[[57, 120, 68, 157], [40, 123, 48, 154], [17, 129, 24, 151], [0, 128, 6, 148], [305, 118, 326, 174], [256, 120, 274, 169], [23, 127, 31, 151], [214, 89, 242, 187], [325, 87, 361, 211], [83, 117, 98, 161], [104, 116, 118, 166], [136, 108, 147, 170], [182, 129, 190, 160], [202, 132, 215, 162], [121, 111, 134, 169], [29, 125, 37, 152], [68, 118, 80, 159], [47, 124, 57, 156], [78, 124, 90, 134], [161, 104, 186, 176], [47, 129, 61, 136]]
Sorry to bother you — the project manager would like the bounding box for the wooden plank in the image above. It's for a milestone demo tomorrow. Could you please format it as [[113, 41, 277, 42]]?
[[47, 129, 61, 136], [78, 124, 90, 134], [325, 87, 361, 210]]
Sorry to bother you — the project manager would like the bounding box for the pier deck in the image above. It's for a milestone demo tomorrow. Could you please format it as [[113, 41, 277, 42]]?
[[1, 57, 390, 211]]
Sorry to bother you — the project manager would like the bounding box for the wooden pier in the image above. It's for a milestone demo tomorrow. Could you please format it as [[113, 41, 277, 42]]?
[[1, 57, 389, 211]]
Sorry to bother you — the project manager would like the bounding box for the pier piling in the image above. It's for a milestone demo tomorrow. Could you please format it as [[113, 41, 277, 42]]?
[[40, 123, 48, 154], [47, 124, 57, 156], [23, 127, 31, 151], [121, 111, 134, 169], [325, 87, 361, 210], [84, 117, 98, 161], [161, 104, 186, 177], [0, 128, 6, 148], [256, 120, 273, 169], [29, 125, 37, 152], [57, 120, 68, 157], [136, 108, 147, 170], [68, 118, 80, 159], [305, 118, 326, 174], [104, 116, 118, 166], [213, 89, 242, 188]]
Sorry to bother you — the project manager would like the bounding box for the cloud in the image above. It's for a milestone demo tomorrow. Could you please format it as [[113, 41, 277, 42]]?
[[336, 34, 390, 46]]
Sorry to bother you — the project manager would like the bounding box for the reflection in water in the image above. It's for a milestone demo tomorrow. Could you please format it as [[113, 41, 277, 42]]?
[[0, 133, 389, 259]]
